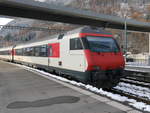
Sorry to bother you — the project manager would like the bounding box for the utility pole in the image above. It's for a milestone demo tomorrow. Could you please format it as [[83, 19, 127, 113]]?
[[124, 15, 127, 57], [124, 0, 128, 59], [121, 0, 129, 58]]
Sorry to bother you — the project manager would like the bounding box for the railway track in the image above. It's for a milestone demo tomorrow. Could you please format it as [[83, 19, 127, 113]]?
[[107, 88, 150, 105], [120, 78, 150, 88], [125, 69, 150, 83]]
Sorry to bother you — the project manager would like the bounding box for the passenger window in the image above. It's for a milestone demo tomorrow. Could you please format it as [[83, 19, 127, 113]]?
[[70, 38, 83, 50], [39, 45, 47, 57], [22, 48, 26, 56], [23, 47, 34, 56], [35, 47, 40, 56], [16, 49, 23, 55], [22, 45, 48, 57], [0, 51, 9, 55], [23, 48, 28, 56], [30, 47, 35, 56], [26, 47, 34, 56]]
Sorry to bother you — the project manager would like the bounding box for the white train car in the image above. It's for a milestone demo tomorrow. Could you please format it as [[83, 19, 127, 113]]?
[[0, 27, 125, 89], [0, 46, 13, 62], [14, 30, 87, 80]]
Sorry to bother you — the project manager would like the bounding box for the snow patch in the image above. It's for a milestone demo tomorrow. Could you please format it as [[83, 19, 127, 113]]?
[[115, 82, 150, 100]]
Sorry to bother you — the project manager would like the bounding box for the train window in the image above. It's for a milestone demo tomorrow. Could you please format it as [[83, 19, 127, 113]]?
[[58, 34, 64, 40], [86, 36, 120, 52], [0, 51, 3, 55], [22, 45, 47, 57], [23, 48, 26, 56], [0, 51, 10, 55], [28, 47, 33, 56], [49, 45, 53, 56], [16, 49, 23, 56], [7, 51, 10, 55], [24, 48, 29, 56], [30, 47, 35, 56], [34, 45, 47, 57], [39, 45, 47, 57], [34, 47, 40, 56], [23, 47, 34, 56], [70, 38, 83, 50]]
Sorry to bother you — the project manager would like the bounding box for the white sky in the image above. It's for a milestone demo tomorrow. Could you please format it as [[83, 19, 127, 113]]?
[[0, 17, 13, 25]]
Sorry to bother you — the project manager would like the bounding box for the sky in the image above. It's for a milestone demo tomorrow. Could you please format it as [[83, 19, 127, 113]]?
[[0, 17, 13, 25]]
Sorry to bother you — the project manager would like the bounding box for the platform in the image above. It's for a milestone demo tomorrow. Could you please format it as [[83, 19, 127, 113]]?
[[0, 60, 141, 113]]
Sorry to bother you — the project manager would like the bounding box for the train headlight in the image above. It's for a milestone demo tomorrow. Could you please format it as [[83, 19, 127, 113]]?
[[93, 66, 100, 70]]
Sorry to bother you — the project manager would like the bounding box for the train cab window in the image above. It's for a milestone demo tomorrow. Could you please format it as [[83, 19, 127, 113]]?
[[86, 36, 120, 52], [70, 38, 83, 50]]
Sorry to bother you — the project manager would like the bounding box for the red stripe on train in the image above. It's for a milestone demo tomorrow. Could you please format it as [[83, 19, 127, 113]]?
[[79, 33, 113, 37]]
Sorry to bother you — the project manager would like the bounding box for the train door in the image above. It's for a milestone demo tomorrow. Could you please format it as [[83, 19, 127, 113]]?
[[11, 46, 16, 62], [48, 45, 52, 67], [12, 45, 17, 62], [11, 49, 14, 62], [69, 37, 85, 72], [47, 43, 60, 70]]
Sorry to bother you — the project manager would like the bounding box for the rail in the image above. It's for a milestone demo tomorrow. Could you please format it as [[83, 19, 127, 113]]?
[[125, 65, 150, 83]]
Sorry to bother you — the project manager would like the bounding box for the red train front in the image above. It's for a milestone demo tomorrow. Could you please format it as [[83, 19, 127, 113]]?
[[79, 27, 125, 88]]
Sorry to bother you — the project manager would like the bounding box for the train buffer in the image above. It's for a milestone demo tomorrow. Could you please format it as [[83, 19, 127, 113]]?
[[0, 60, 142, 113]]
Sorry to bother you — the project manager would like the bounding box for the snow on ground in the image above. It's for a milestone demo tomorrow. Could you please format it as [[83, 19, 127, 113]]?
[[115, 82, 150, 100], [11, 63, 150, 112]]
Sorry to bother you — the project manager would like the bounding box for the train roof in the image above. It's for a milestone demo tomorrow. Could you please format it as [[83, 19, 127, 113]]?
[[0, 26, 113, 49], [66, 26, 112, 35], [21, 26, 112, 44]]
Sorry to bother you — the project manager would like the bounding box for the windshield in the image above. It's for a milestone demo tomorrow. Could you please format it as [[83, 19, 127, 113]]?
[[86, 36, 120, 52]]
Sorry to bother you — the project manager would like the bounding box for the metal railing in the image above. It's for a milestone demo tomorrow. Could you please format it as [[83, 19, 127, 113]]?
[[126, 60, 149, 66]]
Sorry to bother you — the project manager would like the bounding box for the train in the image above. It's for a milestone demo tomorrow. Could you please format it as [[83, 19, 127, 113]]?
[[0, 26, 125, 89]]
